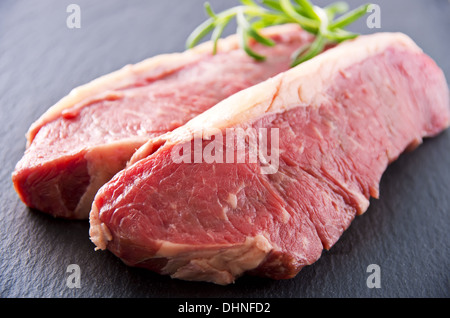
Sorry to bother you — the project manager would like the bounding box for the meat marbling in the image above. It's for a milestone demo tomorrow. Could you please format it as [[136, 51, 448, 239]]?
[[12, 24, 312, 219], [89, 32, 450, 285]]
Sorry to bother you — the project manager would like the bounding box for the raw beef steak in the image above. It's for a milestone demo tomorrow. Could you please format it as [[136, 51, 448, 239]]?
[[90, 32, 450, 285], [12, 24, 313, 219]]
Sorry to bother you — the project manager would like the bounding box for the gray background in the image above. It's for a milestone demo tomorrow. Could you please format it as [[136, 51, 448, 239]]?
[[0, 0, 449, 298]]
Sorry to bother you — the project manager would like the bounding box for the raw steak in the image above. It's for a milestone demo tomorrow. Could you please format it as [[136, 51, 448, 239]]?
[[12, 24, 313, 219], [89, 32, 450, 285]]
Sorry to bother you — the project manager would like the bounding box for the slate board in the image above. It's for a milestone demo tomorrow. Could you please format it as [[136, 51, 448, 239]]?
[[0, 0, 449, 298]]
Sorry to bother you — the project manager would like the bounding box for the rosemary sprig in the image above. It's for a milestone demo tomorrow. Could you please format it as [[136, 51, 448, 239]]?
[[186, 0, 371, 67]]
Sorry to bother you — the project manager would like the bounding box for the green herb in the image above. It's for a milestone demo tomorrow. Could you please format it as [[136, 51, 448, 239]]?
[[186, 0, 371, 67]]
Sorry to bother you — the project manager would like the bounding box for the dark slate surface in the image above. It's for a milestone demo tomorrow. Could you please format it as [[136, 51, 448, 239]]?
[[0, 0, 449, 298]]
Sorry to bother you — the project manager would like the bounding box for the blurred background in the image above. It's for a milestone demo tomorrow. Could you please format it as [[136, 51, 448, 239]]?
[[0, 0, 449, 298]]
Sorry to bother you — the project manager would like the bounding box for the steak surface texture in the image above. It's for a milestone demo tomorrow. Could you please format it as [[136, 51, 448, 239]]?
[[90, 32, 450, 285], [12, 25, 311, 219]]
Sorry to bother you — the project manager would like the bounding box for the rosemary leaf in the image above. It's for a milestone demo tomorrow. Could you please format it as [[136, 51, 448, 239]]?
[[293, 0, 320, 20], [324, 1, 349, 19], [187, 0, 372, 67], [261, 0, 284, 12], [291, 34, 326, 66], [186, 18, 215, 49], [237, 10, 268, 60], [204, 2, 217, 18], [211, 16, 232, 54], [279, 0, 319, 30], [329, 3, 371, 29]]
